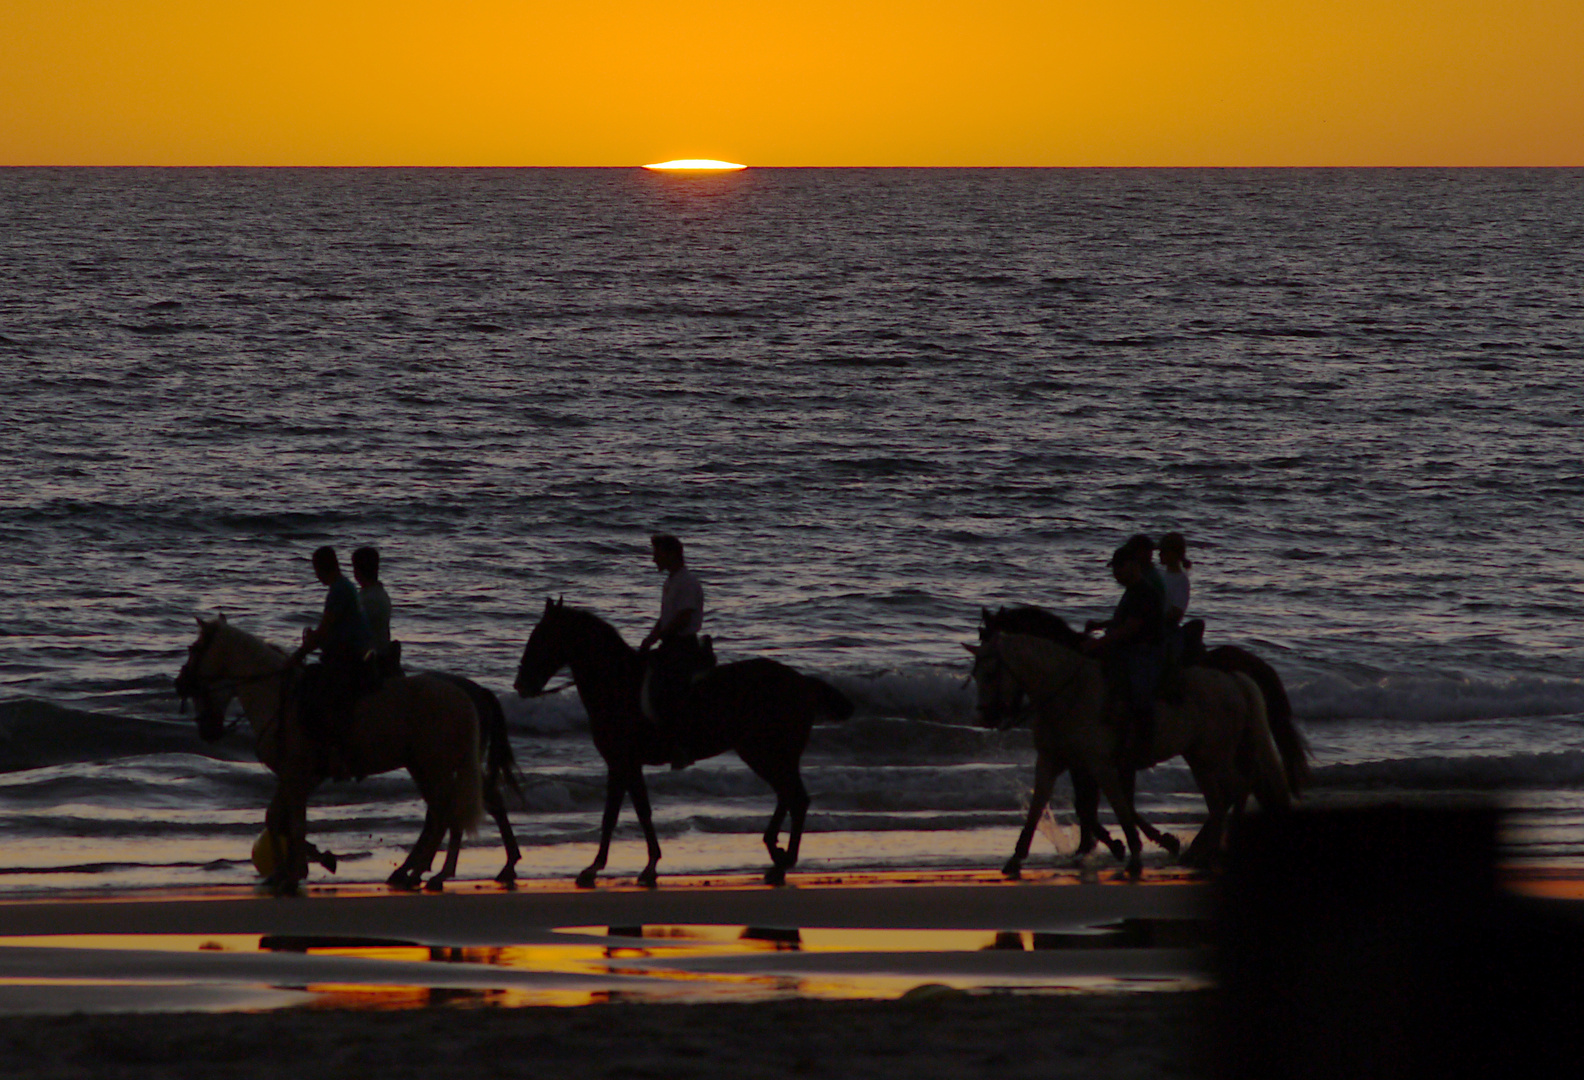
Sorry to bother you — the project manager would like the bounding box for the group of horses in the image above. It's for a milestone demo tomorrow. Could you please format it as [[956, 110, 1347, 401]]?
[[174, 598, 1307, 894]]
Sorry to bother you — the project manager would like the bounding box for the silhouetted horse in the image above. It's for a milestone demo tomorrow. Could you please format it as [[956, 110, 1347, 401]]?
[[980, 606, 1309, 797], [514, 599, 853, 887], [970, 613, 1294, 876], [972, 607, 1179, 872], [176, 616, 482, 894]]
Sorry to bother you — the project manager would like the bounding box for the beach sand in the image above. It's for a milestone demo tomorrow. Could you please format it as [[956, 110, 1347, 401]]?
[[0, 871, 1213, 1077], [2, 857, 1578, 1079], [0, 993, 1208, 1079]]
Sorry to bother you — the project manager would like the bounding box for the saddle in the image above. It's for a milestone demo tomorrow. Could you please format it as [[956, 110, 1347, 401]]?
[[640, 635, 716, 724]]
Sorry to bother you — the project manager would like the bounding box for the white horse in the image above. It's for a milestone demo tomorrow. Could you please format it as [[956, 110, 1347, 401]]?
[[176, 616, 483, 893], [970, 629, 1291, 876]]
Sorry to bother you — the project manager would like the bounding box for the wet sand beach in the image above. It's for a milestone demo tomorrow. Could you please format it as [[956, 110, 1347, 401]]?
[[1, 860, 1580, 1078], [0, 993, 1208, 1080], [0, 872, 1213, 1077]]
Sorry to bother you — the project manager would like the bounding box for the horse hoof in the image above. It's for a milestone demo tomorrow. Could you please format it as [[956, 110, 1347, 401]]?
[[764, 866, 787, 887], [1104, 840, 1127, 861], [1158, 834, 1182, 858], [637, 869, 659, 889], [1001, 860, 1023, 880], [424, 877, 446, 893], [575, 870, 598, 889], [495, 867, 518, 887], [1125, 859, 1144, 880]]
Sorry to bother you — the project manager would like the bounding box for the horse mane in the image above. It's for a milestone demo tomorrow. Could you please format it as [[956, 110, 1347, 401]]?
[[982, 606, 1086, 651], [554, 604, 637, 657], [210, 619, 289, 665]]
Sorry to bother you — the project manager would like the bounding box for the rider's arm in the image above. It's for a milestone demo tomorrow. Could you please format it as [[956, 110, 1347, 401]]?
[[641, 607, 698, 650], [291, 603, 341, 663], [1086, 614, 1146, 653]]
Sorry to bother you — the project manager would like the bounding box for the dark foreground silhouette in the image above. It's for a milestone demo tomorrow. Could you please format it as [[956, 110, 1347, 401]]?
[[1218, 804, 1584, 1079], [514, 599, 853, 887]]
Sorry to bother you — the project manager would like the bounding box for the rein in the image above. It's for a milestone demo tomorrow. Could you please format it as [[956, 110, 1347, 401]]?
[[181, 653, 295, 738]]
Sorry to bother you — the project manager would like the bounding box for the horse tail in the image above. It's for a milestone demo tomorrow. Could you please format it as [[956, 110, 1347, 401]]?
[[1233, 672, 1292, 813], [809, 677, 855, 723], [438, 674, 527, 808], [1205, 645, 1311, 797]]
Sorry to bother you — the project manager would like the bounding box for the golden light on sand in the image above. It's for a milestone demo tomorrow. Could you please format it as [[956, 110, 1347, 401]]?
[[643, 159, 747, 171]]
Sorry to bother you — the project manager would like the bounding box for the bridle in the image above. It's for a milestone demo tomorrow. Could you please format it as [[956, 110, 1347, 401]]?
[[970, 631, 1086, 730], [176, 628, 292, 740]]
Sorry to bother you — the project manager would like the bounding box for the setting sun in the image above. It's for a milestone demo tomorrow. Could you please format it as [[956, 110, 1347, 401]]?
[[643, 159, 747, 171]]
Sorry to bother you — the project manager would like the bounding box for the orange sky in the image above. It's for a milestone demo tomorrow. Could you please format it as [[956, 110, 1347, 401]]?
[[3, 1, 1580, 165]]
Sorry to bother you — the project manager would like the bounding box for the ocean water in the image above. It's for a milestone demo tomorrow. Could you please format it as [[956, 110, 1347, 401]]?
[[3, 167, 1584, 893]]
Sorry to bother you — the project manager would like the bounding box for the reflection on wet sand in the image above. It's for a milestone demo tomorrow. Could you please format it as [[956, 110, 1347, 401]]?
[[0, 916, 1214, 1011]]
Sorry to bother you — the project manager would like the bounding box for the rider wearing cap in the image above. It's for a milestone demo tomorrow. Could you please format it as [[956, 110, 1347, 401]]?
[[1085, 535, 1168, 766]]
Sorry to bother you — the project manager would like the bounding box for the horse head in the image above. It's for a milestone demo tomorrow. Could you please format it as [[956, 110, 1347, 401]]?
[[176, 615, 234, 742], [964, 632, 1024, 731], [515, 597, 569, 698]]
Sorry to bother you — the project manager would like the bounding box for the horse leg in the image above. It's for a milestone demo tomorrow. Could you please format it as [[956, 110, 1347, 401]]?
[[1120, 772, 1181, 858], [264, 782, 315, 895], [389, 807, 438, 890], [1069, 766, 1125, 863], [393, 808, 450, 891], [762, 797, 789, 870], [1007, 753, 1061, 879], [484, 778, 520, 887], [424, 827, 463, 892], [577, 765, 628, 889], [627, 768, 663, 889], [1093, 765, 1145, 878], [1182, 764, 1231, 868], [762, 772, 810, 887]]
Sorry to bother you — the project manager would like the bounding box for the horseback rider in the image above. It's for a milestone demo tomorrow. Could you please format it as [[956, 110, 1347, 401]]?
[[1085, 535, 1168, 766], [639, 533, 713, 769], [352, 545, 402, 679], [289, 546, 373, 776], [1159, 532, 1205, 665]]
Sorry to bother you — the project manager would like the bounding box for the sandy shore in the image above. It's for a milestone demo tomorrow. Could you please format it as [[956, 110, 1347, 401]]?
[[0, 872, 1216, 1077], [2, 861, 1577, 1078], [0, 994, 1209, 1079], [0, 870, 1213, 1007]]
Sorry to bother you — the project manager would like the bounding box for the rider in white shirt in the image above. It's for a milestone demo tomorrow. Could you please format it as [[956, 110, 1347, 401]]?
[[640, 534, 712, 768], [1159, 532, 1204, 663]]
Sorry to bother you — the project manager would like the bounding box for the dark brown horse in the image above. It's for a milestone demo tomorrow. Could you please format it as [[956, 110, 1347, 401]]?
[[513, 599, 852, 887]]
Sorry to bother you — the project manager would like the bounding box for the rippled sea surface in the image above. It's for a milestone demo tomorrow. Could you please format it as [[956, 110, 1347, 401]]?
[[3, 168, 1583, 892]]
